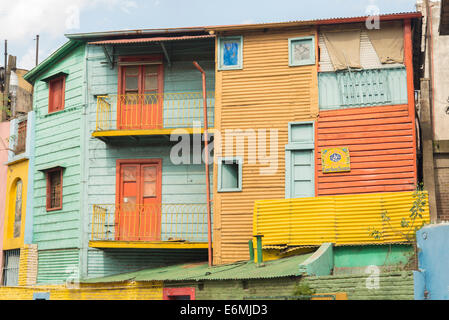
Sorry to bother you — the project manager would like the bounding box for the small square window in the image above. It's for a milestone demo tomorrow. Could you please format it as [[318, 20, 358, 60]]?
[[218, 36, 243, 70], [218, 157, 242, 192], [289, 36, 315, 67], [48, 76, 65, 113], [46, 168, 63, 211]]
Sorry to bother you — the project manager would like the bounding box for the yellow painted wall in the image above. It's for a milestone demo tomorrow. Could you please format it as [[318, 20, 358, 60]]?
[[3, 159, 28, 250], [253, 191, 430, 246], [0, 281, 163, 300], [213, 26, 319, 264]]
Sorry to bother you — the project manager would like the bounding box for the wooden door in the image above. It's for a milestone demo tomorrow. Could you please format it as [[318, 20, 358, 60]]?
[[116, 160, 162, 241], [118, 61, 163, 130]]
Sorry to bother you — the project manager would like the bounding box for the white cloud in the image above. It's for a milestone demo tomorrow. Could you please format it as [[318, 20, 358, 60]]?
[[0, 0, 138, 41]]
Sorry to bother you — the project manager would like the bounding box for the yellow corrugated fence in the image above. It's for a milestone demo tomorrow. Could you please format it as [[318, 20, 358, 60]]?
[[253, 191, 430, 246]]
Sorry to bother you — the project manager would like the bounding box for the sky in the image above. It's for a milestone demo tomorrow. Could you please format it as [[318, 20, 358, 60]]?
[[0, 0, 418, 71]]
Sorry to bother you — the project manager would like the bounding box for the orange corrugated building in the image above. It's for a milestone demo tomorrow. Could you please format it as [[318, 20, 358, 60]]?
[[208, 13, 423, 264]]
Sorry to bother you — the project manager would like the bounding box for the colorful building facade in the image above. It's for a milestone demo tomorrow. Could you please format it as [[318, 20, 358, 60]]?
[[0, 11, 432, 299], [208, 13, 424, 264]]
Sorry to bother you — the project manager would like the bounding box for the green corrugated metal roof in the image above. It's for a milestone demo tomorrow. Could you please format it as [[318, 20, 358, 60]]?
[[81, 252, 314, 283]]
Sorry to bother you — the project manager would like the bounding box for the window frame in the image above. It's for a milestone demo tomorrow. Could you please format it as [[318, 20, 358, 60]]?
[[48, 75, 66, 114], [217, 156, 243, 193], [46, 167, 63, 212], [288, 36, 316, 67], [218, 36, 243, 70]]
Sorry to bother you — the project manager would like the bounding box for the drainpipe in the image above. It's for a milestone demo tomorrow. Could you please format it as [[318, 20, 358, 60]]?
[[193, 61, 213, 267]]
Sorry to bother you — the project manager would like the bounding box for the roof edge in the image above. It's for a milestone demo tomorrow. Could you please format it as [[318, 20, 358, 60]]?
[[23, 40, 83, 83], [206, 12, 422, 32]]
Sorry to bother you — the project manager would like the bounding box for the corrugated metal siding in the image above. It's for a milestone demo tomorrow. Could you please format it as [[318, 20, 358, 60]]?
[[214, 28, 319, 264], [37, 249, 79, 284], [33, 44, 86, 251], [316, 104, 416, 195], [254, 191, 430, 246], [86, 248, 208, 278]]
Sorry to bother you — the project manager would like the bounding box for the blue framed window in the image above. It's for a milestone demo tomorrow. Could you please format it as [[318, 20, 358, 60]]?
[[289, 36, 316, 67], [218, 157, 243, 192], [218, 36, 243, 70]]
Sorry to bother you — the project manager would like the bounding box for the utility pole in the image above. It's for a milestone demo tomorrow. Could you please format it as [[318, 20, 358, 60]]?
[[35, 35, 39, 66]]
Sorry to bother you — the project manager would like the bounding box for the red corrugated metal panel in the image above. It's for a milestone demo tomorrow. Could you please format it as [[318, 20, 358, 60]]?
[[89, 35, 215, 45], [316, 104, 416, 196]]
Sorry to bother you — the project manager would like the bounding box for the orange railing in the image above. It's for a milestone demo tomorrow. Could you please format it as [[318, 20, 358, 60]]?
[[91, 203, 210, 242], [95, 92, 214, 131]]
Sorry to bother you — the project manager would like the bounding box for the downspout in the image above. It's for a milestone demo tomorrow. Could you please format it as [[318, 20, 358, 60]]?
[[193, 61, 213, 267]]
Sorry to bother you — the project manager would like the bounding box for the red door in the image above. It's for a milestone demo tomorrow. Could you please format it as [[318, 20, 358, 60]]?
[[115, 160, 162, 241], [118, 56, 163, 130]]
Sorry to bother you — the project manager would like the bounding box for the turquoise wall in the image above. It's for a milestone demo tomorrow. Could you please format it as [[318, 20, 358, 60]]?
[[83, 41, 215, 278], [32, 43, 86, 253], [334, 245, 414, 268], [87, 248, 208, 278]]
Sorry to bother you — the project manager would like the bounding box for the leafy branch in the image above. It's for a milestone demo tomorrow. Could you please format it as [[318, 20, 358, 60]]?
[[368, 183, 427, 242]]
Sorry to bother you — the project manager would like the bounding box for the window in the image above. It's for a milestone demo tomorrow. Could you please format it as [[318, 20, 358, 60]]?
[[48, 76, 65, 113], [15, 120, 27, 154], [13, 179, 22, 238], [218, 157, 242, 192], [2, 249, 20, 286], [46, 168, 63, 211], [289, 36, 316, 66], [218, 36, 243, 70]]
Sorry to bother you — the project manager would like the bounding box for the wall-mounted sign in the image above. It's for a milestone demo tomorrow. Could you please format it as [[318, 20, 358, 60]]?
[[321, 147, 350, 173]]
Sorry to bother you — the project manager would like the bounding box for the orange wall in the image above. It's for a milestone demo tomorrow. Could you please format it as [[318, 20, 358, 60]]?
[[213, 27, 319, 264], [315, 19, 416, 196], [316, 104, 416, 195]]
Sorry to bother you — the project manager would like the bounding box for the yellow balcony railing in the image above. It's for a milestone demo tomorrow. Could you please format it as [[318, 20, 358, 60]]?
[[95, 92, 214, 131], [91, 203, 210, 242], [253, 191, 430, 246]]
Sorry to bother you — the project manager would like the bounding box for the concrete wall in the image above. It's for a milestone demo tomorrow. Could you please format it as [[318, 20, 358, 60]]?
[[415, 223, 449, 300], [305, 271, 414, 300], [425, 1, 449, 140], [165, 271, 414, 300]]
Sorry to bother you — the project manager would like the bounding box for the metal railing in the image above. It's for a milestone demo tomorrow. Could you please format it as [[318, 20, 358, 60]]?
[[91, 203, 210, 242], [95, 92, 215, 131]]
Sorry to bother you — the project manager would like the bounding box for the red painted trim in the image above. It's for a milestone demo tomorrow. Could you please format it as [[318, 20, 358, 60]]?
[[163, 287, 195, 300], [403, 19, 417, 186], [48, 75, 66, 113], [46, 167, 63, 212]]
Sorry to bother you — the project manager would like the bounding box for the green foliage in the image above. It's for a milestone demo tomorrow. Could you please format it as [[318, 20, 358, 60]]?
[[292, 282, 314, 300], [368, 183, 428, 243]]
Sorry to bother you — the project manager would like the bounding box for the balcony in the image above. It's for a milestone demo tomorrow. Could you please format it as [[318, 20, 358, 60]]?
[[94, 92, 215, 138], [90, 203, 211, 249], [318, 67, 408, 110]]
